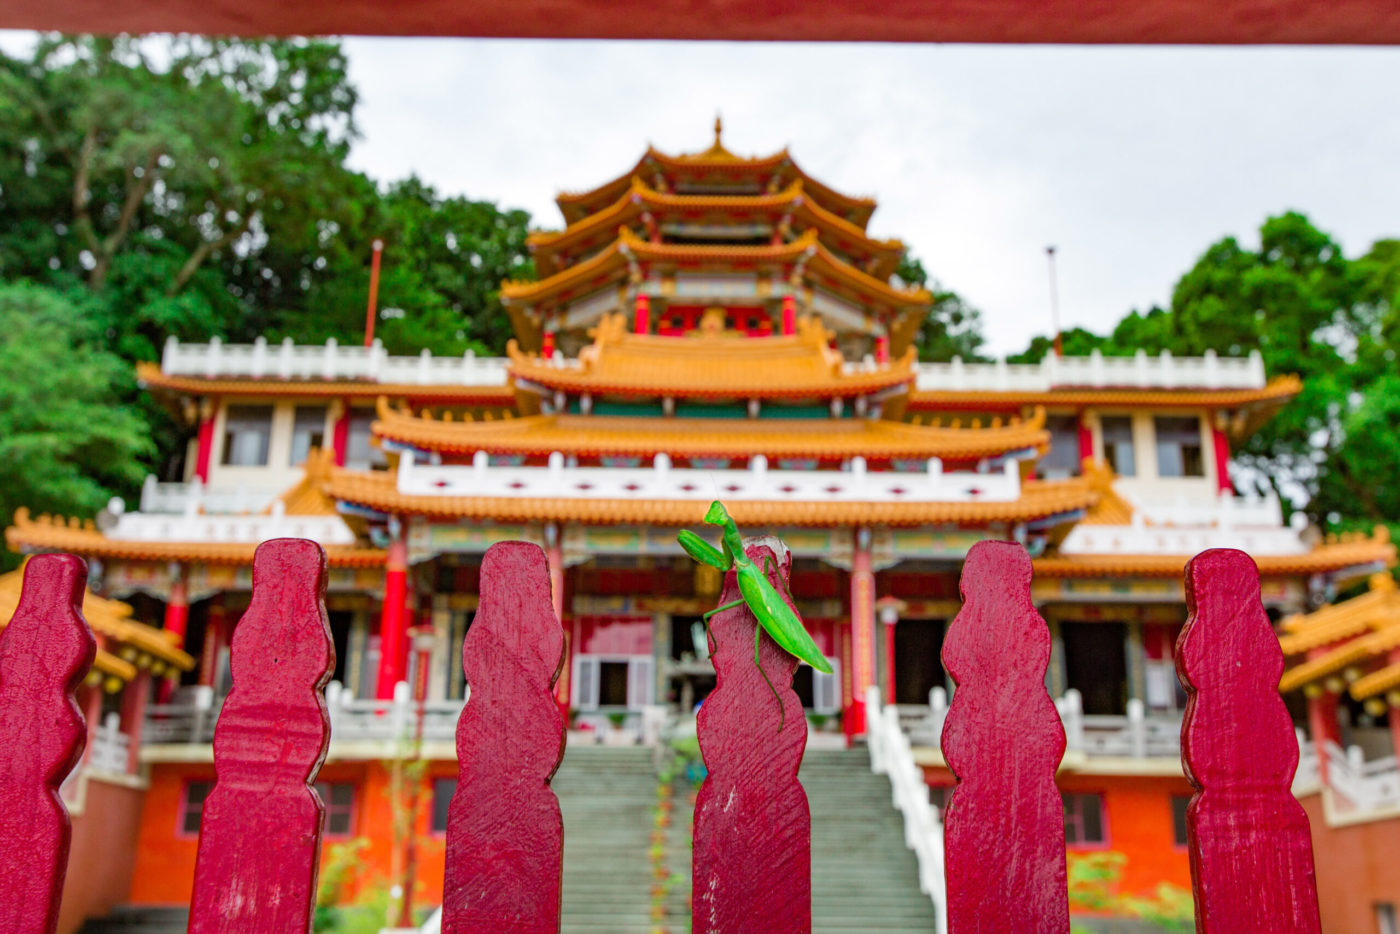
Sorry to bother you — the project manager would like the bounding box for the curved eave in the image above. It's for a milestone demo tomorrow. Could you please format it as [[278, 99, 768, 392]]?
[[373, 406, 1050, 462], [908, 377, 1303, 417], [502, 240, 627, 305], [6, 510, 386, 568], [325, 470, 1097, 528], [1034, 535, 1395, 580], [806, 241, 930, 310], [136, 363, 515, 407]]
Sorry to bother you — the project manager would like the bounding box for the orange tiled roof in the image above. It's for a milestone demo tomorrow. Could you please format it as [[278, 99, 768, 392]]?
[[0, 562, 194, 683], [531, 178, 903, 277], [275, 448, 344, 516], [908, 377, 1303, 412], [508, 313, 914, 400], [373, 398, 1049, 462], [136, 362, 515, 406], [1033, 527, 1395, 580], [1277, 574, 1400, 696], [323, 466, 1097, 527], [6, 509, 386, 568], [1076, 462, 1136, 525]]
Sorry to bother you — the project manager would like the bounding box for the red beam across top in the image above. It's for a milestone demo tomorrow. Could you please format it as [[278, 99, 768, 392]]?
[[3, 0, 1400, 44]]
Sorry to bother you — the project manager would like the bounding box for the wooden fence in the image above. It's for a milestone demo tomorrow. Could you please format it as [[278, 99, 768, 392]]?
[[0, 537, 1321, 933]]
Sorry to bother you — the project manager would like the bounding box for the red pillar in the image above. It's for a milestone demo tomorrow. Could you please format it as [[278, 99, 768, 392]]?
[[199, 596, 226, 689], [331, 401, 351, 467], [81, 684, 103, 766], [120, 670, 151, 775], [158, 568, 189, 702], [634, 294, 651, 335], [1305, 645, 1344, 785], [546, 526, 570, 719], [376, 533, 411, 699], [781, 295, 797, 336], [1212, 422, 1233, 494], [848, 527, 875, 740], [541, 330, 556, 358], [874, 334, 890, 365], [1077, 413, 1094, 470], [194, 400, 218, 482], [877, 597, 904, 706]]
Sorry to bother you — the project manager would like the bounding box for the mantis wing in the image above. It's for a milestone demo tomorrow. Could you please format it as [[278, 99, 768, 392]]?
[[677, 530, 729, 570], [736, 566, 834, 674]]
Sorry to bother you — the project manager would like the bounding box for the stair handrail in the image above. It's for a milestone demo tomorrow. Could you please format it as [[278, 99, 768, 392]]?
[[865, 686, 948, 934]]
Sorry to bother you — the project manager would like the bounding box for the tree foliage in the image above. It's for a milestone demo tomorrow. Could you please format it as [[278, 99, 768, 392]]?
[[896, 254, 988, 362]]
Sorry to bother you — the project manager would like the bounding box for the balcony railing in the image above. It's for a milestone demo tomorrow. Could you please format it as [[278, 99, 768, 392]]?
[[915, 348, 1266, 392], [1058, 490, 1308, 557], [398, 450, 1023, 504], [136, 475, 279, 516], [161, 336, 511, 385], [108, 490, 357, 546]]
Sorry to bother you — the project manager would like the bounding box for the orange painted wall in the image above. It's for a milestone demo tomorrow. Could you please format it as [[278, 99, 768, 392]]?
[[1299, 792, 1400, 934], [131, 761, 458, 908], [922, 766, 1193, 898], [58, 775, 146, 934]]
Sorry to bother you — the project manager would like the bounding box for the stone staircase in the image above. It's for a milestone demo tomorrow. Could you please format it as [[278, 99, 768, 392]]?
[[76, 906, 188, 934]]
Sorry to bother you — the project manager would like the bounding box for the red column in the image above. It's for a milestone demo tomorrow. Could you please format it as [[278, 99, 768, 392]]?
[[634, 294, 651, 335], [877, 598, 904, 706], [376, 533, 411, 699], [331, 401, 351, 467], [874, 334, 890, 364], [199, 596, 226, 689], [120, 670, 151, 774], [1212, 422, 1233, 494], [194, 400, 218, 482], [1305, 645, 1344, 785], [541, 330, 556, 358], [848, 527, 876, 740], [781, 295, 797, 336], [1077, 413, 1094, 470], [546, 526, 570, 719], [158, 568, 189, 702], [81, 684, 103, 766]]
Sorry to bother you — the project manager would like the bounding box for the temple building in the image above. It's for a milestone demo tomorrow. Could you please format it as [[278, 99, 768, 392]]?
[[7, 125, 1395, 922]]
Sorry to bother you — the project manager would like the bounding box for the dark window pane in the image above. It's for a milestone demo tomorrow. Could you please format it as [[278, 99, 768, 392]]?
[[290, 406, 327, 466], [1171, 794, 1190, 846], [432, 778, 458, 833], [1100, 417, 1135, 477], [1038, 415, 1082, 478], [182, 780, 213, 835], [221, 405, 273, 466], [1154, 416, 1204, 478], [598, 661, 629, 706], [314, 782, 356, 837], [1062, 792, 1107, 845]]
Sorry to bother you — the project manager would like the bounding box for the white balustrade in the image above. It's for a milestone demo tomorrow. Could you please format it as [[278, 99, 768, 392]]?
[[134, 475, 279, 516], [1059, 518, 1307, 558], [108, 494, 356, 546], [161, 336, 510, 386], [397, 450, 1021, 504], [866, 687, 947, 934], [915, 348, 1266, 392], [1126, 488, 1286, 529], [88, 712, 131, 775], [325, 681, 466, 745], [1319, 740, 1400, 813], [145, 686, 219, 744]]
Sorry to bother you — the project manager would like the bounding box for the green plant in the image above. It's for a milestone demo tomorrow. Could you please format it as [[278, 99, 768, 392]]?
[[607, 711, 628, 729]]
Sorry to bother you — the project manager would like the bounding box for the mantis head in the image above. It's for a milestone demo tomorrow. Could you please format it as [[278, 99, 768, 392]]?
[[703, 500, 731, 526]]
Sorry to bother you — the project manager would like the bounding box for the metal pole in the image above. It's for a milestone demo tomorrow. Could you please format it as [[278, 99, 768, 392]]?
[[1046, 245, 1062, 358], [364, 238, 384, 348]]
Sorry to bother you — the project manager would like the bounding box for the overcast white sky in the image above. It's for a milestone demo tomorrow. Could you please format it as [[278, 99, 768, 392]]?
[[8, 33, 1400, 355]]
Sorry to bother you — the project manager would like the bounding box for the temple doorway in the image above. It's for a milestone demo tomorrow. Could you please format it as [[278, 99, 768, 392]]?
[[894, 619, 947, 705]]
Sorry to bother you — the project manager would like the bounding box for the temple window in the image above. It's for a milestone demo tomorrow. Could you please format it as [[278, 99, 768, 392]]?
[[220, 405, 273, 466], [1170, 794, 1190, 847], [315, 782, 356, 837], [597, 661, 630, 706], [1154, 416, 1205, 478], [430, 777, 457, 834], [1099, 416, 1136, 477], [345, 409, 387, 470], [179, 779, 213, 836], [289, 405, 327, 466], [1037, 415, 1082, 479], [1061, 621, 1128, 715], [1062, 792, 1107, 845]]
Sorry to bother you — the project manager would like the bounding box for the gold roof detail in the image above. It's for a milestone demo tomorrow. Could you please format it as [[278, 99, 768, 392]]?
[[0, 561, 195, 684], [507, 312, 914, 400], [323, 466, 1098, 528], [1277, 571, 1400, 698], [373, 397, 1050, 462]]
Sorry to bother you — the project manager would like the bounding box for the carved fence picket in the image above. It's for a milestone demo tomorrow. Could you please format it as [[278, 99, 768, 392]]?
[[0, 538, 1334, 934]]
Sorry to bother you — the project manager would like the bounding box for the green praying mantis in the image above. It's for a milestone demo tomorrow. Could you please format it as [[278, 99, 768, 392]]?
[[677, 501, 833, 729]]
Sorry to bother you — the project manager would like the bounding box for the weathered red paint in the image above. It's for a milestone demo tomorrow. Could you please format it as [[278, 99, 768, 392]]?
[[0, 554, 95, 934], [443, 541, 565, 934], [942, 540, 1070, 933], [376, 534, 410, 699], [188, 539, 334, 934], [693, 537, 811, 934], [1177, 549, 1322, 933]]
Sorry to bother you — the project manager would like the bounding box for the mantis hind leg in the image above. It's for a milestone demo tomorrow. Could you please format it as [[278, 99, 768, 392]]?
[[757, 555, 788, 732], [700, 598, 744, 661]]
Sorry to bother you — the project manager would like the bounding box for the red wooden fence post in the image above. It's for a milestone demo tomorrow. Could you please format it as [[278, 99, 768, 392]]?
[[693, 536, 811, 934], [443, 541, 565, 934], [941, 541, 1069, 934], [1178, 549, 1322, 933], [188, 539, 335, 934], [0, 554, 95, 934]]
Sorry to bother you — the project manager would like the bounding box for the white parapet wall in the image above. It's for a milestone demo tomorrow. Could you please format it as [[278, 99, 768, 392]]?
[[915, 348, 1266, 392], [161, 336, 511, 385], [108, 488, 357, 546], [396, 451, 1023, 503]]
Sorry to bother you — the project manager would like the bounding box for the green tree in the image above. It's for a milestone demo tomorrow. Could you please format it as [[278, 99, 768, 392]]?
[[896, 254, 988, 362], [0, 283, 153, 569]]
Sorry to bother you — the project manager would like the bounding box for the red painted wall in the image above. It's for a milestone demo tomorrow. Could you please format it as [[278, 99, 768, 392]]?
[[1299, 792, 1400, 933], [58, 776, 146, 934]]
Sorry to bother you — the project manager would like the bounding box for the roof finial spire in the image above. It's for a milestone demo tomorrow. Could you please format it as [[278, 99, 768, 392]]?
[[714, 113, 723, 147]]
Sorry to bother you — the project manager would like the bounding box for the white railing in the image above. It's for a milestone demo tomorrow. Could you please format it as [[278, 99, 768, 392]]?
[[1294, 731, 1320, 792], [325, 681, 465, 744], [1126, 488, 1287, 529], [915, 348, 1266, 392], [1058, 515, 1307, 558], [108, 494, 357, 546], [145, 686, 220, 744], [161, 336, 510, 386], [398, 451, 1022, 504], [1322, 741, 1400, 813], [135, 475, 280, 516], [88, 712, 131, 775], [866, 687, 947, 934], [908, 689, 1182, 760]]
